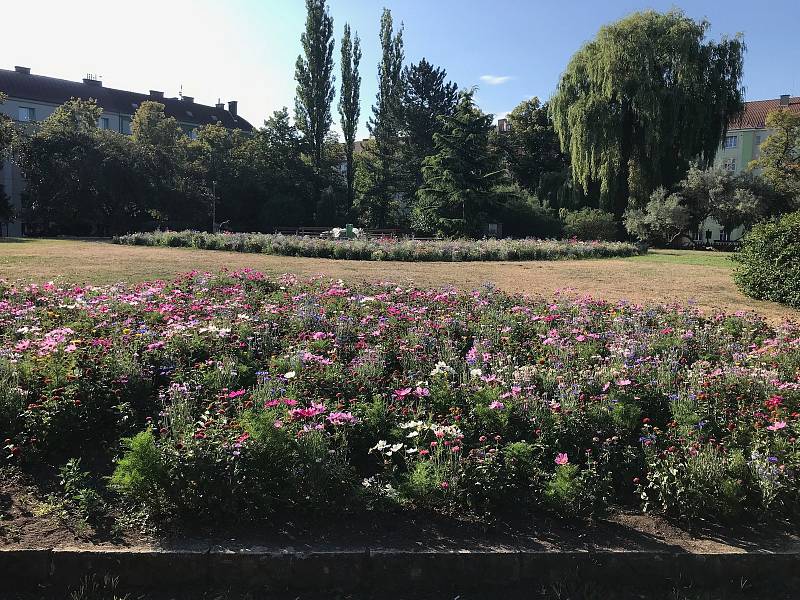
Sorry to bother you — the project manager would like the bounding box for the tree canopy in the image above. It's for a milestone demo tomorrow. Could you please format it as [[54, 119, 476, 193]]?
[[551, 9, 745, 217], [355, 8, 406, 227], [495, 97, 571, 208], [414, 91, 505, 237], [751, 108, 800, 199], [338, 22, 361, 214]]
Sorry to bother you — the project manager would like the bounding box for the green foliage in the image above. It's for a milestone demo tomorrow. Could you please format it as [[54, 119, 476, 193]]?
[[561, 208, 618, 241], [493, 186, 564, 238], [401, 58, 459, 192], [495, 98, 572, 208], [625, 167, 787, 246], [131, 101, 182, 148], [294, 0, 335, 171], [115, 230, 642, 261], [59, 458, 105, 522], [733, 211, 800, 308], [110, 430, 165, 501], [355, 8, 406, 227], [544, 462, 607, 518], [624, 187, 690, 245], [640, 445, 749, 522], [751, 108, 800, 198], [0, 91, 15, 157], [339, 22, 361, 213], [414, 91, 506, 237], [551, 9, 745, 215]]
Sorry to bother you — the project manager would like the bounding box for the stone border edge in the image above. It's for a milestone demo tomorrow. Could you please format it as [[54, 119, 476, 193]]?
[[3, 548, 799, 593]]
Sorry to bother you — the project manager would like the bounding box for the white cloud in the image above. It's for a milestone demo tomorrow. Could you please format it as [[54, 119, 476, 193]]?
[[480, 75, 513, 86]]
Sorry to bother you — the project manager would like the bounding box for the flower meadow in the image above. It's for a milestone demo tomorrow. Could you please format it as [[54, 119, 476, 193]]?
[[1, 270, 798, 527], [114, 230, 642, 262]]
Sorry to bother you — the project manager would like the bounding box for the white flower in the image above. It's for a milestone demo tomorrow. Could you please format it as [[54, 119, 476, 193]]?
[[430, 361, 455, 376], [470, 368, 483, 378], [284, 370, 296, 380]]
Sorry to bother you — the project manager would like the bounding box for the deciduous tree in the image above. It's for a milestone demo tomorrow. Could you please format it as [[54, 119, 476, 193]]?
[[295, 0, 336, 220], [356, 8, 405, 227], [751, 109, 800, 198], [338, 23, 361, 215], [551, 10, 745, 217]]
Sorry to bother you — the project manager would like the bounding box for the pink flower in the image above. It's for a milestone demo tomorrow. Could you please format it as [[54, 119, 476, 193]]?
[[555, 452, 569, 465], [617, 379, 632, 387], [394, 387, 412, 398], [766, 421, 787, 431], [327, 411, 358, 425], [489, 401, 505, 410], [228, 389, 246, 399]]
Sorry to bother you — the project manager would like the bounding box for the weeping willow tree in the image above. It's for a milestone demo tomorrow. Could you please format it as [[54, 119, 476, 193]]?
[[550, 10, 745, 217]]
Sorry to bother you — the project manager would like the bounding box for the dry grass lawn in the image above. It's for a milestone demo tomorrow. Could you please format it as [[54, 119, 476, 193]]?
[[1, 237, 796, 322]]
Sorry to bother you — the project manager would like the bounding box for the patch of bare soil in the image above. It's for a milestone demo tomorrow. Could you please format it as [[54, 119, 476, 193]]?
[[2, 473, 798, 555]]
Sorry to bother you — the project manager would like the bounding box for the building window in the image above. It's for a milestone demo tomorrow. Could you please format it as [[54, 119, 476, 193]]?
[[720, 229, 731, 242], [723, 158, 736, 172], [100, 117, 110, 130], [18, 106, 35, 122], [120, 118, 132, 135], [723, 135, 737, 149], [188, 129, 198, 140]]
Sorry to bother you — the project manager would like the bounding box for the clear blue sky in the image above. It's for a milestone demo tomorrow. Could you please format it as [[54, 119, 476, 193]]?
[[2, 0, 798, 138]]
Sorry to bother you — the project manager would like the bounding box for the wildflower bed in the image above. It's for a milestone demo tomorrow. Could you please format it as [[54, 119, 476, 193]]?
[[114, 230, 642, 261], [0, 270, 798, 530]]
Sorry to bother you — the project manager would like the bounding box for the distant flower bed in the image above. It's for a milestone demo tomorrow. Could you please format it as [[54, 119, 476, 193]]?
[[1, 271, 798, 526], [113, 230, 643, 261]]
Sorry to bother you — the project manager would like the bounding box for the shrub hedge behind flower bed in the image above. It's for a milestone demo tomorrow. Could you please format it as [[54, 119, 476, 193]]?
[[1, 271, 798, 527], [113, 230, 643, 261]]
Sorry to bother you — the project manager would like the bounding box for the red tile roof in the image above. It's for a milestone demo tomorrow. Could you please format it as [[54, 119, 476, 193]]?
[[729, 97, 800, 130]]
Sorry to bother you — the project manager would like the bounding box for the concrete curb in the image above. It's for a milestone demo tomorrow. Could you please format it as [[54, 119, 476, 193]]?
[[3, 547, 799, 593]]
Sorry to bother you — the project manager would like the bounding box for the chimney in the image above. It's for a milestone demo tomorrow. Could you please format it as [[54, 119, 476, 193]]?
[[215, 102, 225, 110], [83, 74, 102, 87], [228, 100, 238, 116], [181, 95, 194, 103], [14, 66, 31, 75], [150, 90, 164, 99], [780, 94, 790, 107]]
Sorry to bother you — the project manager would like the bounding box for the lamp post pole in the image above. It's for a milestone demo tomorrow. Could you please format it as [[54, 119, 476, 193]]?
[[211, 180, 217, 233]]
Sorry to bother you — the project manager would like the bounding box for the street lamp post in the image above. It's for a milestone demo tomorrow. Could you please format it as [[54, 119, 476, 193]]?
[[211, 180, 217, 233]]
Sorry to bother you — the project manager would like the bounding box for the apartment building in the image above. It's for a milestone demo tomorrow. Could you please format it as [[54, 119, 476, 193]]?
[[0, 66, 253, 236]]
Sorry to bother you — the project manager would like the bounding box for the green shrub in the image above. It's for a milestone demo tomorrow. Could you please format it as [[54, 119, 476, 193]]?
[[562, 208, 619, 241], [110, 430, 165, 502], [544, 461, 608, 518], [733, 211, 800, 308]]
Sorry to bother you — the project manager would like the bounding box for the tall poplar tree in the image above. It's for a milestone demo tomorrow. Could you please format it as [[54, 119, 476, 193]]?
[[355, 8, 405, 227], [295, 0, 335, 222], [338, 23, 361, 214], [551, 9, 745, 217]]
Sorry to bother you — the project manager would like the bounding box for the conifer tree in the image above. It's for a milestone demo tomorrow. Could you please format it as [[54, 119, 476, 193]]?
[[414, 91, 504, 237], [401, 58, 458, 191]]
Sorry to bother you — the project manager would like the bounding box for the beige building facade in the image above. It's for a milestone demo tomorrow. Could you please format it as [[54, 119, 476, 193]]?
[[0, 66, 252, 237]]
